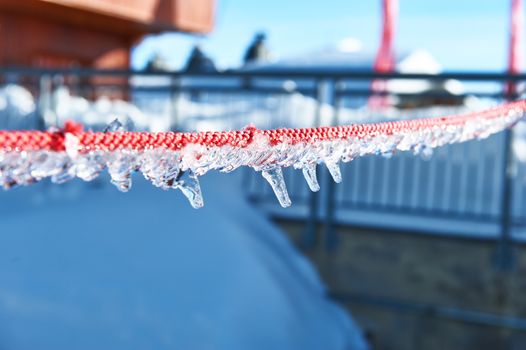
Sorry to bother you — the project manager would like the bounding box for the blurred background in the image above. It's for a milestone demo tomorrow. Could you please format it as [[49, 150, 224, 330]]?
[[1, 1, 526, 349]]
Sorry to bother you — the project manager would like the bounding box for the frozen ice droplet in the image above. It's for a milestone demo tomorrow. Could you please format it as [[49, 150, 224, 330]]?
[[75, 152, 105, 181], [140, 149, 181, 189], [107, 152, 137, 192], [51, 165, 76, 184], [109, 170, 132, 192], [302, 163, 320, 192], [175, 170, 204, 209], [261, 167, 291, 208], [29, 152, 75, 184], [104, 119, 125, 132], [381, 150, 394, 159], [420, 146, 434, 160], [325, 160, 342, 183]]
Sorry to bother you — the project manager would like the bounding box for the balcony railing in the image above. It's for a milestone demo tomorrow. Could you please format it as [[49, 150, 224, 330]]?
[[0, 66, 525, 271]]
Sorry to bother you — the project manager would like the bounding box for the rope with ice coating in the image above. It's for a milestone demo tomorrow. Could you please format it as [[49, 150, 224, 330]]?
[[0, 100, 525, 208]]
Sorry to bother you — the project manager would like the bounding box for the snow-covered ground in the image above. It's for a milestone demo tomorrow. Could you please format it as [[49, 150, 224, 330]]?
[[0, 173, 368, 350]]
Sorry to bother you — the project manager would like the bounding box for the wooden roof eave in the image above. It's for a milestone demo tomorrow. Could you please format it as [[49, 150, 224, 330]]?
[[0, 0, 205, 37]]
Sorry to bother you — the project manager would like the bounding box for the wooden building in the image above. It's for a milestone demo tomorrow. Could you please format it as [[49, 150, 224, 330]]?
[[0, 0, 215, 69]]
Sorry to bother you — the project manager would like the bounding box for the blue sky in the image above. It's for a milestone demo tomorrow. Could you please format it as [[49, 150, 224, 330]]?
[[132, 0, 516, 71]]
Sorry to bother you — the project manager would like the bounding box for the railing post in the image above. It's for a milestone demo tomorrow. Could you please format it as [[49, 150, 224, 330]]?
[[170, 76, 181, 131], [4, 72, 18, 129], [323, 79, 340, 251], [493, 126, 516, 270], [301, 80, 324, 249], [37, 74, 53, 130]]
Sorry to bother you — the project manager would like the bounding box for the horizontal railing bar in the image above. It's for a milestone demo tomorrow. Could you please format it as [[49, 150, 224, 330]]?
[[2, 66, 526, 81], [90, 84, 317, 95], [250, 195, 526, 232], [269, 215, 526, 244], [331, 291, 526, 331], [45, 84, 506, 99], [335, 89, 507, 99], [339, 200, 500, 222], [5, 83, 506, 100]]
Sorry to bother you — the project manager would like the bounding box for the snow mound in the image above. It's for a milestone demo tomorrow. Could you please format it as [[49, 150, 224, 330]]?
[[0, 173, 368, 350], [50, 87, 153, 131], [0, 84, 38, 129]]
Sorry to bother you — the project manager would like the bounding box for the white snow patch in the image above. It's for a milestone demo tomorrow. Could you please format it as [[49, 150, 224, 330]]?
[[0, 174, 368, 350]]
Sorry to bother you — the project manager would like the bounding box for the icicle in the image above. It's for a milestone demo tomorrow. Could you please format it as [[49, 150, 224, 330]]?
[[139, 149, 181, 190], [302, 163, 320, 192], [75, 153, 105, 181], [29, 152, 60, 180], [175, 170, 204, 209], [28, 152, 75, 184], [420, 146, 434, 160], [104, 119, 131, 190], [413, 144, 434, 160], [325, 160, 342, 183], [50, 164, 76, 184], [381, 150, 394, 159], [107, 152, 136, 192], [109, 170, 132, 192], [261, 167, 292, 208]]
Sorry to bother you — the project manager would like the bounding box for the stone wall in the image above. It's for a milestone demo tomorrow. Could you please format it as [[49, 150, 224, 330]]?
[[277, 220, 526, 350]]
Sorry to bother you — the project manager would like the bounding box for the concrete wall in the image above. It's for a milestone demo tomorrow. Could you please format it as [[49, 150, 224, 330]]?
[[277, 220, 526, 350]]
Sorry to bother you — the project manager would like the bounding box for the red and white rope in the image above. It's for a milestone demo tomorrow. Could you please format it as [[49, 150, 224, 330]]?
[[0, 100, 525, 208]]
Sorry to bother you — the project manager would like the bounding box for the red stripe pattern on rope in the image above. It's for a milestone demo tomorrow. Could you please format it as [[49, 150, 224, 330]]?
[[0, 100, 524, 152]]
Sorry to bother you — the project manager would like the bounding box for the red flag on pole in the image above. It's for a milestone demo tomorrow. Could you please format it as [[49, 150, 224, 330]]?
[[506, 0, 523, 98], [370, 0, 398, 108]]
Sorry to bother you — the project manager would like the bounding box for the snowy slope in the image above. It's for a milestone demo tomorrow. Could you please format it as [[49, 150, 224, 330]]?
[[0, 173, 367, 350]]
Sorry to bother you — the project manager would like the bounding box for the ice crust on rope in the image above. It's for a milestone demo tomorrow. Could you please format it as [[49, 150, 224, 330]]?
[[0, 105, 524, 208]]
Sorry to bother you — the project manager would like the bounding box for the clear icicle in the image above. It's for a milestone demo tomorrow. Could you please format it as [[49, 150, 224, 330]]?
[[325, 160, 342, 183], [104, 120, 132, 191], [29, 152, 65, 180], [420, 146, 434, 160], [302, 163, 320, 192], [75, 153, 105, 181], [175, 170, 204, 209], [381, 150, 394, 159], [140, 149, 181, 190], [107, 153, 136, 192], [261, 167, 292, 208], [35, 153, 75, 184], [109, 172, 132, 192], [50, 165, 76, 184]]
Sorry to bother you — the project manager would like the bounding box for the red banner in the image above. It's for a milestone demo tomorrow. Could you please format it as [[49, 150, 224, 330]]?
[[506, 0, 523, 97], [373, 0, 397, 73], [370, 0, 398, 108]]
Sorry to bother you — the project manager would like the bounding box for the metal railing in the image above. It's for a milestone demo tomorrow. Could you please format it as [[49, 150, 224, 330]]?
[[1, 66, 525, 270]]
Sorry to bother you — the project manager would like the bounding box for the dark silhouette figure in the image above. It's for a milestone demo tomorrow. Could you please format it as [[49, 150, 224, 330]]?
[[243, 32, 271, 65], [184, 46, 217, 73], [145, 53, 171, 72]]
